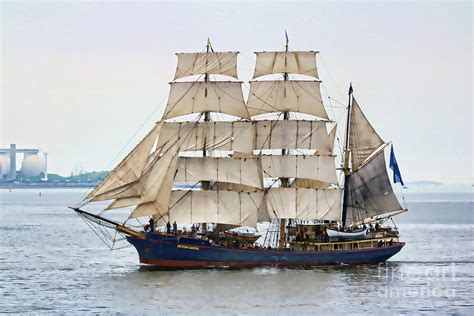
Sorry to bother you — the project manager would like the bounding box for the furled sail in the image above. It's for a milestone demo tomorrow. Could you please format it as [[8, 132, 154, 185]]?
[[247, 80, 328, 119], [174, 52, 239, 80], [87, 123, 162, 201], [211, 182, 260, 193], [345, 149, 403, 224], [253, 51, 318, 79], [163, 190, 265, 227], [291, 179, 331, 190], [174, 156, 263, 190], [162, 81, 249, 119], [349, 97, 384, 170], [265, 188, 341, 222], [261, 155, 337, 185]]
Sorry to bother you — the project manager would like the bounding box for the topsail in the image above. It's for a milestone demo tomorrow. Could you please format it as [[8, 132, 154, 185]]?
[[253, 51, 319, 79], [247, 80, 328, 119], [163, 81, 249, 119], [174, 52, 239, 80]]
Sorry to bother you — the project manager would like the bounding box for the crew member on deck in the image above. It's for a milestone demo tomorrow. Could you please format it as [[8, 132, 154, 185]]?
[[166, 221, 171, 234], [149, 217, 155, 232], [173, 221, 178, 235]]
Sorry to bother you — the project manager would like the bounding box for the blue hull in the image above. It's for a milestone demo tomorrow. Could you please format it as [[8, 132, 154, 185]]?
[[126, 233, 404, 268]]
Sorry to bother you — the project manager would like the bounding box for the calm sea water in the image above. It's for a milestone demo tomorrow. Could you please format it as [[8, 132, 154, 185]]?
[[1, 186, 473, 315]]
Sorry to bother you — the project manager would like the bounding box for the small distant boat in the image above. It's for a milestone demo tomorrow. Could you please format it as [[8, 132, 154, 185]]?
[[224, 231, 261, 243], [326, 228, 367, 240]]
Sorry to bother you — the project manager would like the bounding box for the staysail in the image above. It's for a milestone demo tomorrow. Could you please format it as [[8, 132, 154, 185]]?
[[87, 122, 162, 201], [105, 144, 180, 210]]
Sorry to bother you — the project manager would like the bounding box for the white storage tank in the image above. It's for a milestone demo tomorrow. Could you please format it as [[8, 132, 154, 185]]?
[[0, 155, 10, 177], [21, 154, 46, 177]]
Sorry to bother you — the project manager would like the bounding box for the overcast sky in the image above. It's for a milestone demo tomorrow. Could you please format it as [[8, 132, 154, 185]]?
[[1, 1, 472, 183]]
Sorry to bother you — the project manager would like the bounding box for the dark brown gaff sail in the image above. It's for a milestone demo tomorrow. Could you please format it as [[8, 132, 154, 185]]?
[[345, 149, 403, 224]]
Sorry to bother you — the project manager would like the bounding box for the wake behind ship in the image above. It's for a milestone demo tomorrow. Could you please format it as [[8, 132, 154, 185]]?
[[72, 37, 408, 268]]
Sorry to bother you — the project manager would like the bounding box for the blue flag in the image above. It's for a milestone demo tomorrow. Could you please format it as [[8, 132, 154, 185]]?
[[285, 30, 289, 46], [389, 145, 404, 186]]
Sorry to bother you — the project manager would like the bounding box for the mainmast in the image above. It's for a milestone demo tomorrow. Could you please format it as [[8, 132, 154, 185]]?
[[202, 38, 212, 166], [201, 38, 213, 236], [248, 33, 341, 247], [341, 84, 353, 227]]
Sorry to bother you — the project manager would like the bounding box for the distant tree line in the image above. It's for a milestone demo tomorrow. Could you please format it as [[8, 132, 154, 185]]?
[[2, 171, 109, 183]]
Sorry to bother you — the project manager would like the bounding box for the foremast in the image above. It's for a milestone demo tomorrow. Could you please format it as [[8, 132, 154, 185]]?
[[279, 34, 290, 248]]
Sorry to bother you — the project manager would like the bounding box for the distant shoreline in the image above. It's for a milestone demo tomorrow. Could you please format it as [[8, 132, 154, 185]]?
[[0, 183, 96, 189]]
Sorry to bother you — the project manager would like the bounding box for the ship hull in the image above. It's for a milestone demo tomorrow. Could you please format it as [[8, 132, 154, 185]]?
[[126, 234, 404, 268]]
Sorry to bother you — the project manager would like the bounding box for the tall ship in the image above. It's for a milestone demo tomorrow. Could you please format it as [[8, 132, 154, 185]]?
[[72, 37, 408, 268]]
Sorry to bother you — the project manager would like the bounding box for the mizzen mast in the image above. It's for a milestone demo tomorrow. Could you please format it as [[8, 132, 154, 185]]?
[[341, 83, 353, 227]]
